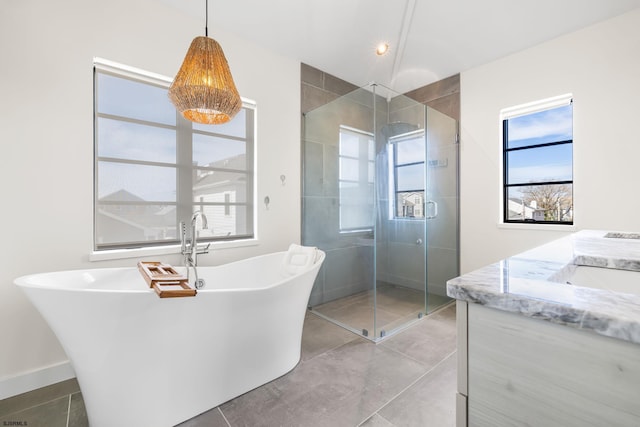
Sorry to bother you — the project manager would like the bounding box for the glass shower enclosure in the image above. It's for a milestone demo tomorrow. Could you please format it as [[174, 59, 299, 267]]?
[[302, 83, 458, 341]]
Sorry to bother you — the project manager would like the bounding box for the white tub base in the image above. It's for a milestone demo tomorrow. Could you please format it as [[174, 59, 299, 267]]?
[[15, 250, 324, 426]]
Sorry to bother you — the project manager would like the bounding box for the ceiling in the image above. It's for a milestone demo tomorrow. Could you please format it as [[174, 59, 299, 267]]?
[[159, 0, 640, 94]]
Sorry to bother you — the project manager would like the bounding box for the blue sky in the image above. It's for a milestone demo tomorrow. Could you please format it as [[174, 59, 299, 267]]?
[[507, 104, 573, 185], [97, 72, 247, 201]]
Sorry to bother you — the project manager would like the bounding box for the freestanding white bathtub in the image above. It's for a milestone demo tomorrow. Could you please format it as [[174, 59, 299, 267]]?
[[15, 249, 325, 427]]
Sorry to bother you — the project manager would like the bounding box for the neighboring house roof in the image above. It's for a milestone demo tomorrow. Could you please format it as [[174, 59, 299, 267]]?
[[97, 155, 246, 234], [98, 189, 175, 228]]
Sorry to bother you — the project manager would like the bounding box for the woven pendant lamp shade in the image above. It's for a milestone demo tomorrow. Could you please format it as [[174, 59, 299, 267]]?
[[169, 36, 242, 125]]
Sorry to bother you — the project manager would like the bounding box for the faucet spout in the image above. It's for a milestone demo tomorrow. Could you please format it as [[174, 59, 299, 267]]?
[[191, 211, 208, 230], [189, 211, 209, 262], [182, 210, 209, 289]]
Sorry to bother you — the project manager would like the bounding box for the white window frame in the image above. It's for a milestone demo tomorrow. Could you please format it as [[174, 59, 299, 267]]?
[[338, 126, 374, 233], [92, 58, 257, 256]]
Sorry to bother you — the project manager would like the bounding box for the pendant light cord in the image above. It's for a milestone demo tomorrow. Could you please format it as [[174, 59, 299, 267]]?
[[205, 0, 208, 37]]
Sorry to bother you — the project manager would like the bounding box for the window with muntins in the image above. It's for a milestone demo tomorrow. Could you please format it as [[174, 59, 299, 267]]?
[[338, 126, 374, 232], [502, 95, 573, 224], [93, 59, 256, 250], [391, 131, 426, 219]]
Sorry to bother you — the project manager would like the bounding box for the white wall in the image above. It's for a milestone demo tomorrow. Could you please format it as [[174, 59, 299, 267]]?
[[0, 0, 300, 395], [460, 8, 640, 273]]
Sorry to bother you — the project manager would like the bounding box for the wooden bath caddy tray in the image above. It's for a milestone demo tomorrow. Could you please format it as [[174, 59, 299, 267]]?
[[137, 261, 196, 298]]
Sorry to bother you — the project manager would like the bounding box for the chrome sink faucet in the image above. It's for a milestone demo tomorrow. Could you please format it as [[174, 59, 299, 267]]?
[[180, 211, 210, 289]]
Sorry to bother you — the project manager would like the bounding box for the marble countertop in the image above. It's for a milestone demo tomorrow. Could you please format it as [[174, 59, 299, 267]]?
[[446, 230, 640, 345]]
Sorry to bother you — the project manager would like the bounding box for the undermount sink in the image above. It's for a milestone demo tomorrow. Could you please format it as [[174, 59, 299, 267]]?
[[566, 266, 640, 296]]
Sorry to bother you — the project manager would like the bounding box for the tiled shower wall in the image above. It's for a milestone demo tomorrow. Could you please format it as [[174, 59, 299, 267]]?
[[301, 64, 460, 306], [301, 66, 376, 306]]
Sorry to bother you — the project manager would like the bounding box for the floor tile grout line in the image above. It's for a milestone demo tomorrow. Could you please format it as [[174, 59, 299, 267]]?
[[307, 309, 362, 335], [303, 335, 369, 365], [65, 394, 71, 427], [377, 302, 456, 340], [1, 393, 73, 420], [362, 350, 457, 423], [217, 406, 232, 427], [302, 334, 361, 369], [379, 332, 455, 369], [357, 350, 457, 425], [303, 340, 354, 363], [304, 311, 366, 361], [356, 412, 396, 427]]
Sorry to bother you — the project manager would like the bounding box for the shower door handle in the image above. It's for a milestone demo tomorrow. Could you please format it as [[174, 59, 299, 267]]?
[[426, 200, 438, 219]]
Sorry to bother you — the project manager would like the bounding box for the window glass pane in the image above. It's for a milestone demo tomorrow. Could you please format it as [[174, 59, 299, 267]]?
[[395, 137, 425, 165], [392, 133, 426, 219], [396, 191, 425, 218], [95, 203, 177, 246], [194, 170, 249, 203], [339, 132, 360, 157], [507, 104, 572, 149], [97, 162, 176, 202], [97, 117, 176, 163], [196, 205, 252, 238], [506, 184, 573, 222], [193, 134, 247, 169], [396, 163, 425, 192], [340, 157, 359, 182], [339, 182, 373, 230], [193, 108, 247, 138], [97, 73, 176, 125], [503, 98, 573, 224], [507, 143, 572, 185], [94, 64, 256, 250], [339, 127, 374, 231]]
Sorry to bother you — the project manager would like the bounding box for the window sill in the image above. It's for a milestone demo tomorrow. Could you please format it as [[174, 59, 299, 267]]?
[[89, 238, 260, 262], [497, 222, 576, 232], [339, 229, 373, 235]]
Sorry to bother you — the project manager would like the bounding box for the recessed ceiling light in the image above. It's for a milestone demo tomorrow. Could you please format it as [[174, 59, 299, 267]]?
[[376, 43, 389, 56]]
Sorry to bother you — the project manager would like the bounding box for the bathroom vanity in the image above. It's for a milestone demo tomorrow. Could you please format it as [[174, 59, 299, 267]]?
[[447, 230, 640, 427]]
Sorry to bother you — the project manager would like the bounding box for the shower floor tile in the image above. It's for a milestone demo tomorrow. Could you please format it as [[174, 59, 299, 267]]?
[[311, 283, 451, 338]]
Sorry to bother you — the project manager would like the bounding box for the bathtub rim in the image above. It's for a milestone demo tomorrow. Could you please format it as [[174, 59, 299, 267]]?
[[14, 249, 325, 294]]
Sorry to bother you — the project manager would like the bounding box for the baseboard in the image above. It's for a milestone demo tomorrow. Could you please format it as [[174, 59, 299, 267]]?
[[0, 361, 76, 400]]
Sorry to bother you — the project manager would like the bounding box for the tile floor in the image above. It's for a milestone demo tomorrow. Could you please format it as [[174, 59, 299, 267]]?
[[0, 379, 87, 427], [312, 284, 452, 340], [0, 303, 457, 427]]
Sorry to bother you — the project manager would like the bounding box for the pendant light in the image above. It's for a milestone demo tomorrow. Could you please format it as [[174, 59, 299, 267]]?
[[169, 0, 242, 125]]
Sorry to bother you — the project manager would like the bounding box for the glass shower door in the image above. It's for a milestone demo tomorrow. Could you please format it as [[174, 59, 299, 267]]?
[[425, 106, 458, 311], [375, 92, 428, 337], [303, 84, 456, 341]]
